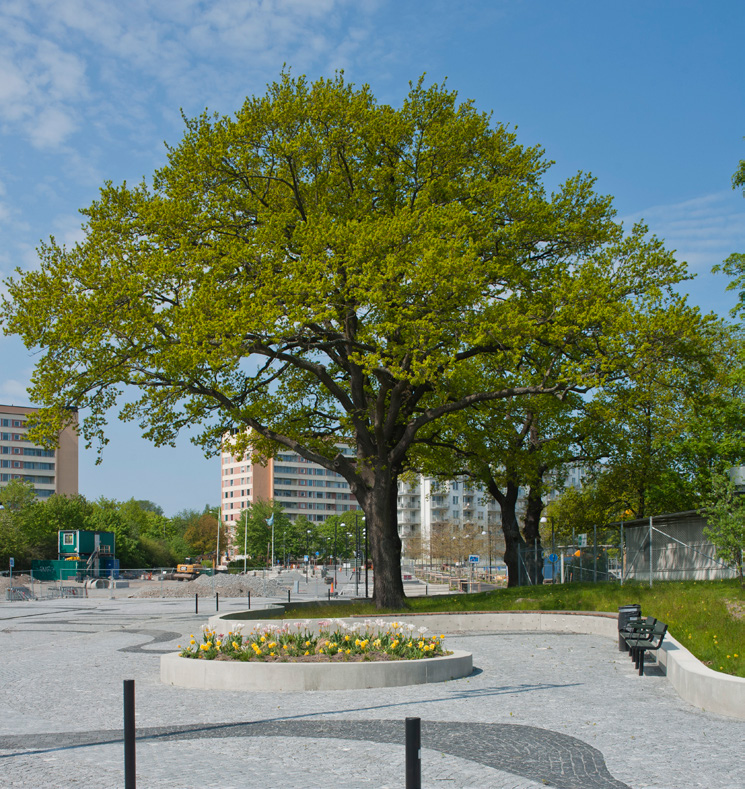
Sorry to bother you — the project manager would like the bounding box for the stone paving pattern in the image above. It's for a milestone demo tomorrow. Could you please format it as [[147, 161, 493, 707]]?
[[1, 595, 743, 788]]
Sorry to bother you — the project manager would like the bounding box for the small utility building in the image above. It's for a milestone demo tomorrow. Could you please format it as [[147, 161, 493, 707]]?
[[32, 530, 118, 581]]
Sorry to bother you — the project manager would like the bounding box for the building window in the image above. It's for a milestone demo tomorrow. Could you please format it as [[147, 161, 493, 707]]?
[[63, 533, 74, 546]]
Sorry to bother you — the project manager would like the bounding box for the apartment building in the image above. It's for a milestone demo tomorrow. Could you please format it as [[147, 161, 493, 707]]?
[[397, 475, 501, 549], [0, 404, 78, 499], [220, 442, 362, 524]]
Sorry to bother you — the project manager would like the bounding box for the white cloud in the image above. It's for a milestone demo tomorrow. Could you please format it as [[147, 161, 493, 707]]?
[[621, 191, 745, 274], [0, 378, 32, 405], [28, 106, 79, 149], [0, 0, 380, 155]]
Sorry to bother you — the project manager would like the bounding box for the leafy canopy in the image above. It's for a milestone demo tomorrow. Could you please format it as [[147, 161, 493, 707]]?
[[1, 72, 685, 476]]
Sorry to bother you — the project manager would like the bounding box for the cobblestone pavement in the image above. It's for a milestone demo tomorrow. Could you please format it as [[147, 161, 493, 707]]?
[[1, 596, 743, 788]]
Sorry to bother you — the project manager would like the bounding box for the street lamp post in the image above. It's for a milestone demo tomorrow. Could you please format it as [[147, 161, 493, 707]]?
[[305, 529, 311, 582], [354, 512, 360, 597], [333, 520, 338, 592], [364, 522, 368, 598]]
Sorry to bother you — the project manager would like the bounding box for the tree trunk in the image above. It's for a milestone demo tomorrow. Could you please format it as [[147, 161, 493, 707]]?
[[523, 484, 544, 585], [355, 466, 405, 609], [487, 479, 525, 587]]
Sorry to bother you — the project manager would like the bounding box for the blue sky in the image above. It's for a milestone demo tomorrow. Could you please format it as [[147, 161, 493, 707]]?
[[0, 0, 743, 515]]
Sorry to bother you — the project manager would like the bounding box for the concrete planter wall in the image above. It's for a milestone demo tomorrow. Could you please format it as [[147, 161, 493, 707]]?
[[160, 649, 473, 692], [196, 609, 745, 718]]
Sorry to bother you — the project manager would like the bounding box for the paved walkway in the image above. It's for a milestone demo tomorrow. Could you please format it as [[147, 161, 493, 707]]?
[[1, 596, 743, 788]]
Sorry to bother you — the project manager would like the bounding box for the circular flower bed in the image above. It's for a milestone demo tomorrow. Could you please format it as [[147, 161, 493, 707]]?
[[179, 619, 449, 663]]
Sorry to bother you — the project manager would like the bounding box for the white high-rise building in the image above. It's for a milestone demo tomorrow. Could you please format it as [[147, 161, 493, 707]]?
[[397, 475, 500, 555]]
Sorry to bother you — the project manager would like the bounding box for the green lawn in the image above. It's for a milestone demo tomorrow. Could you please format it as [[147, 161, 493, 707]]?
[[283, 579, 745, 678]]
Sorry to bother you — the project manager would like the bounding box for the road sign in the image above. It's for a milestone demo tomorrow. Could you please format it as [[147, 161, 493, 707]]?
[[548, 553, 558, 563], [468, 555, 479, 563], [9, 558, 14, 568], [578, 534, 587, 547]]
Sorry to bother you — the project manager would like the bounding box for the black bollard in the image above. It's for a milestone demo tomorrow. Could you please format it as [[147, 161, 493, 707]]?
[[248, 590, 251, 610], [405, 717, 421, 789], [328, 588, 331, 601], [123, 680, 136, 789], [216, 592, 219, 612], [287, 589, 291, 603], [195, 593, 198, 614]]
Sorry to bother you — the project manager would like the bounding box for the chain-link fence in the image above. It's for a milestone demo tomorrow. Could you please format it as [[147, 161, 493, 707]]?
[[620, 511, 737, 584], [515, 543, 621, 585], [1, 565, 320, 601]]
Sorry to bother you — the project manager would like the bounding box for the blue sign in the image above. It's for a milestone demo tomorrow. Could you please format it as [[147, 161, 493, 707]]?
[[9, 558, 14, 568], [548, 553, 558, 563], [468, 555, 479, 563]]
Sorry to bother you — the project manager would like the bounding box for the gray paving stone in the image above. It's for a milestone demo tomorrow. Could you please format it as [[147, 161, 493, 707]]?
[[1, 596, 743, 788]]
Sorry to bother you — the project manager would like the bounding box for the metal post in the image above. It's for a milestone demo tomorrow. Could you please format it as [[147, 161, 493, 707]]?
[[216, 512, 220, 574], [405, 717, 421, 789], [649, 516, 653, 588], [123, 679, 136, 789], [288, 589, 291, 604], [365, 524, 368, 598], [333, 520, 338, 592], [355, 512, 359, 597], [551, 519, 555, 584], [248, 590, 251, 609], [195, 593, 198, 614], [593, 523, 597, 583], [243, 509, 248, 574], [216, 592, 219, 612], [534, 538, 538, 586]]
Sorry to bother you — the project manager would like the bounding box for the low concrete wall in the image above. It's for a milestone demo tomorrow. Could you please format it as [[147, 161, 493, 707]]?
[[204, 609, 745, 719], [160, 649, 473, 692], [656, 634, 745, 720], [207, 610, 618, 637]]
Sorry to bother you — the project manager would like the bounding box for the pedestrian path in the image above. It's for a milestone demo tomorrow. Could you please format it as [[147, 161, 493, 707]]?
[[1, 597, 742, 788]]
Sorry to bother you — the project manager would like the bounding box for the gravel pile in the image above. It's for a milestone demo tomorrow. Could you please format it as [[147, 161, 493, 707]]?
[[132, 570, 307, 599], [0, 574, 33, 590]]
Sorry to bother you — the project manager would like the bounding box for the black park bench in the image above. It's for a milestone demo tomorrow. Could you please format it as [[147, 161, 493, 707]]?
[[622, 618, 668, 676]]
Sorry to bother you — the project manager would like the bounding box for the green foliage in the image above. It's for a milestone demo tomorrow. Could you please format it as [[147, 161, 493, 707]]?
[[702, 473, 745, 585], [183, 511, 223, 558], [0, 487, 216, 569], [550, 319, 745, 524], [713, 155, 745, 317], [0, 71, 693, 607]]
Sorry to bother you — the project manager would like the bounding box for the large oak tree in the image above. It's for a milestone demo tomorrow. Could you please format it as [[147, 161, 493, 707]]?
[[2, 73, 687, 607]]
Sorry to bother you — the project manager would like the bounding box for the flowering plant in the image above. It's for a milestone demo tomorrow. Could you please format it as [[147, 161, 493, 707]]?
[[178, 619, 448, 662]]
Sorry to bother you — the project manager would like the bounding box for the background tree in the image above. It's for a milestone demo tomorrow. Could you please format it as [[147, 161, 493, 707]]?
[[553, 318, 745, 528], [702, 472, 745, 586], [1, 73, 690, 607], [182, 510, 223, 560], [713, 155, 745, 314], [0, 480, 37, 567], [233, 500, 289, 564]]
